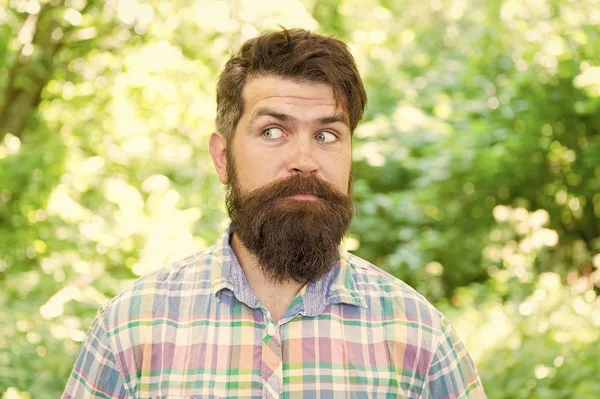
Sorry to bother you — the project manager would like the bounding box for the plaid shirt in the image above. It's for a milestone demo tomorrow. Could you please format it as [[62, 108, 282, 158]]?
[[63, 226, 486, 398]]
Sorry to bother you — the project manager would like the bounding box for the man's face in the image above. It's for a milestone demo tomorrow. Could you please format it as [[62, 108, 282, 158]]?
[[228, 75, 352, 196], [210, 75, 354, 283]]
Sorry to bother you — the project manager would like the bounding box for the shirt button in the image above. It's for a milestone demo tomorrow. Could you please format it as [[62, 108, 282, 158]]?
[[267, 323, 276, 336]]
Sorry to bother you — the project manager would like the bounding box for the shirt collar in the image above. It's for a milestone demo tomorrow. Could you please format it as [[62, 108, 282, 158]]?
[[210, 225, 366, 315]]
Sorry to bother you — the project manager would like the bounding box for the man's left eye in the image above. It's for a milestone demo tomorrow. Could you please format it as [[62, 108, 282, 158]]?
[[315, 131, 337, 143]]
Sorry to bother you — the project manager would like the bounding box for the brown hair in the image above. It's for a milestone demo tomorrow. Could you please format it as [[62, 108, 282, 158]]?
[[215, 28, 367, 142]]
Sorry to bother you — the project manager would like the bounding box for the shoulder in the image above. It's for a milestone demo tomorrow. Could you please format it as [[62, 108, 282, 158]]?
[[97, 247, 215, 330], [347, 252, 445, 332], [344, 254, 487, 397]]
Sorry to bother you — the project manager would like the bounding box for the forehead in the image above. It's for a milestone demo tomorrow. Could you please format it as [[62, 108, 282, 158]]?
[[241, 75, 342, 118]]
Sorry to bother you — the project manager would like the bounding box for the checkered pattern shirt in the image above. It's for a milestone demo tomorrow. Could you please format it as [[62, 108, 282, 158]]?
[[63, 226, 486, 398]]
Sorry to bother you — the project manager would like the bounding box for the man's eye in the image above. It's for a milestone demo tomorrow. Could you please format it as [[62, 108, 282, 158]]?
[[315, 131, 337, 143], [262, 127, 284, 139]]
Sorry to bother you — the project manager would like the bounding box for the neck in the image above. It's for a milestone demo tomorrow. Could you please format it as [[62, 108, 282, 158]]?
[[230, 232, 305, 321]]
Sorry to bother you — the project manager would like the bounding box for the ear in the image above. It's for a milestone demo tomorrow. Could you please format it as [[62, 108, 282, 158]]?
[[209, 132, 229, 184]]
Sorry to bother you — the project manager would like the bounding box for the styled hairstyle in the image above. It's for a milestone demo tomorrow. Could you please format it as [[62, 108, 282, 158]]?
[[215, 28, 367, 142]]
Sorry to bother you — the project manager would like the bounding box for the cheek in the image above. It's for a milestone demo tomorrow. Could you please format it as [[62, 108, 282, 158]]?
[[321, 153, 352, 192], [234, 150, 280, 190], [339, 168, 352, 193]]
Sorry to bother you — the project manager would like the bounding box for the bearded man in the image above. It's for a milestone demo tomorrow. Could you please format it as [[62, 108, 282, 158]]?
[[63, 29, 487, 399]]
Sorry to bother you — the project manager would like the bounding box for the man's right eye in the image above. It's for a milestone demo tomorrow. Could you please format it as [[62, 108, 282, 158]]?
[[262, 127, 284, 139]]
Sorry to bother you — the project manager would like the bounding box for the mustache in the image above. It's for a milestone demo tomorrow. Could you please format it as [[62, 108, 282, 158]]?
[[242, 174, 348, 203]]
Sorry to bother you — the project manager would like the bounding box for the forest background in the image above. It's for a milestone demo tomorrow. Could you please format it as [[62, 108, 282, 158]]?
[[1, 0, 599, 398]]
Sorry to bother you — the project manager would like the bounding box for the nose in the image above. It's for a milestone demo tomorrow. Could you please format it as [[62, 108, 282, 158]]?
[[286, 135, 319, 175]]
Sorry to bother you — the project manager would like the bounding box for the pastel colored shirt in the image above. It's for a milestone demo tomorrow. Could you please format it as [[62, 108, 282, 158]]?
[[62, 227, 486, 398]]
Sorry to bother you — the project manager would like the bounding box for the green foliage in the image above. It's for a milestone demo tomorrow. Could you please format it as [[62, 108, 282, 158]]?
[[0, 0, 599, 398], [347, 0, 600, 299], [446, 271, 600, 399]]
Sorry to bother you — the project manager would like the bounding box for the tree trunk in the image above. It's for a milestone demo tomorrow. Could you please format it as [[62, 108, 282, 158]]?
[[0, 3, 64, 140]]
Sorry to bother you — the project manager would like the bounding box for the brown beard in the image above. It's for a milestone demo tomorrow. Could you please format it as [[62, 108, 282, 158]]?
[[225, 159, 354, 284]]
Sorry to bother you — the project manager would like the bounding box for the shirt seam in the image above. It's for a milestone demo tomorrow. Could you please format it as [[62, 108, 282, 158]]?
[[99, 309, 135, 399], [417, 316, 445, 399]]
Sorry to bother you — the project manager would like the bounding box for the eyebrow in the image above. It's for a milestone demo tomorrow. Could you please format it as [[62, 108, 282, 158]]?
[[250, 108, 349, 128]]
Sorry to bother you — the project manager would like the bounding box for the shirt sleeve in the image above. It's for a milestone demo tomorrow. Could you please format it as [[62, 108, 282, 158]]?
[[421, 317, 487, 399], [62, 311, 131, 399]]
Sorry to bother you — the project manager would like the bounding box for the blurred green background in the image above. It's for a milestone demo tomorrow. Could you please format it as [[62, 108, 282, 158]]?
[[1, 0, 599, 397]]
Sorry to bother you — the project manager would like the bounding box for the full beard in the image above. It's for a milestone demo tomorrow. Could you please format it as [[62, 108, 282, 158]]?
[[225, 165, 354, 284]]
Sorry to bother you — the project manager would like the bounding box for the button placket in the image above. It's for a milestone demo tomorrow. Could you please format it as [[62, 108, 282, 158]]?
[[262, 319, 283, 398]]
